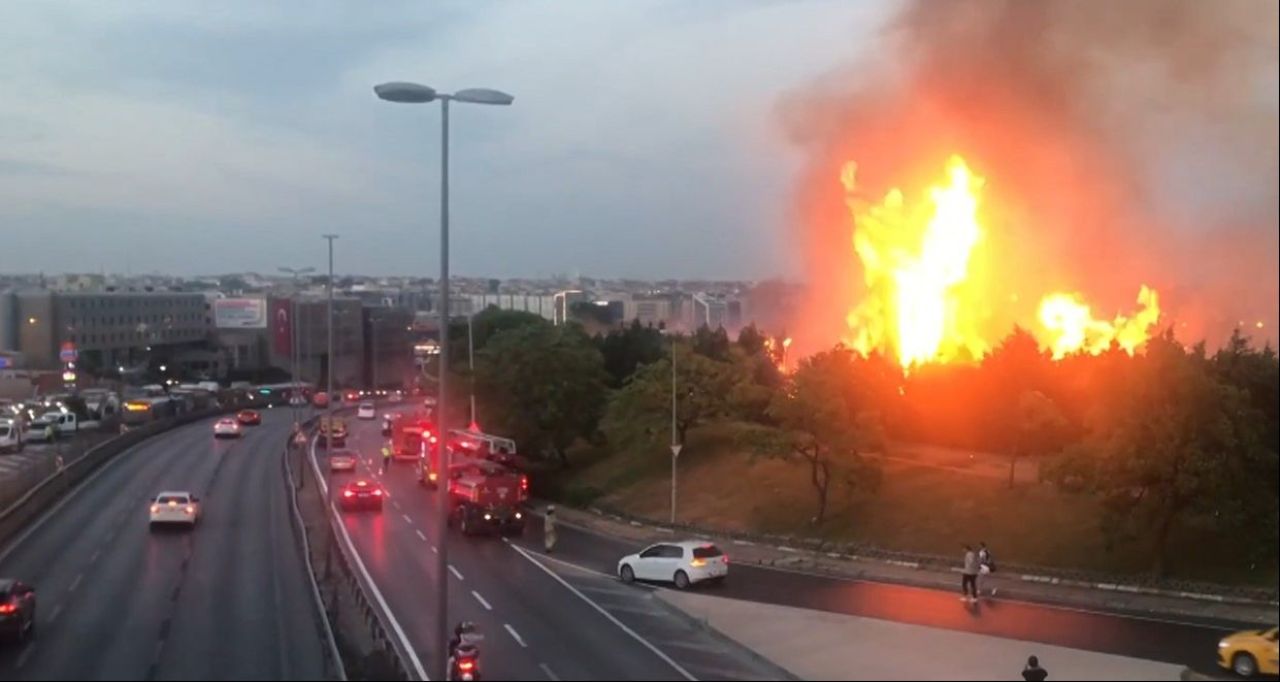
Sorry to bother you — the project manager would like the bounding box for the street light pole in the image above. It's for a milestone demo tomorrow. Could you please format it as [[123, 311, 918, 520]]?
[[322, 235, 338, 457], [280, 266, 315, 425], [467, 311, 476, 428], [670, 334, 681, 524], [374, 80, 512, 681]]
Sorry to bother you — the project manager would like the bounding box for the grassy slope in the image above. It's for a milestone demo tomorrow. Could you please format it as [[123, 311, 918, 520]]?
[[561, 421, 1276, 587]]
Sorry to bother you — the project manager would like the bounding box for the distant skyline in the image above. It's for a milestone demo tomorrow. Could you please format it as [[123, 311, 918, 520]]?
[[0, 1, 891, 280]]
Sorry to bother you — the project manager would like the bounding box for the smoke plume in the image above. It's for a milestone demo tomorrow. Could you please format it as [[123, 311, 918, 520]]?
[[782, 0, 1278, 352]]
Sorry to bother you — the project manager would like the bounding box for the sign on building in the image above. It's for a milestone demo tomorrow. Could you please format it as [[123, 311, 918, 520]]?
[[213, 298, 267, 329]]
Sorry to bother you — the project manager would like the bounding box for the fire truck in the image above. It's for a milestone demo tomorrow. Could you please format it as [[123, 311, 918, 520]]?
[[389, 413, 436, 462], [446, 459, 528, 536], [448, 428, 525, 470]]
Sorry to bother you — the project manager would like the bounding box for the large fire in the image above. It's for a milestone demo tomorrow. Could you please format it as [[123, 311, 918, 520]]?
[[841, 155, 1162, 368]]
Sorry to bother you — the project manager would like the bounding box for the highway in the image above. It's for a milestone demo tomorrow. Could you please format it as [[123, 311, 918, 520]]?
[[0, 409, 328, 680], [326, 411, 782, 681]]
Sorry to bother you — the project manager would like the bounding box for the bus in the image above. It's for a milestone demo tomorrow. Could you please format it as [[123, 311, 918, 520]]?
[[122, 396, 178, 425]]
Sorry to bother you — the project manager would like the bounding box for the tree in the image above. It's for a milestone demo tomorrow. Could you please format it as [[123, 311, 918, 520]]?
[[1008, 389, 1068, 488], [1045, 333, 1270, 575], [737, 323, 766, 356], [597, 319, 665, 387], [474, 323, 608, 467], [692, 325, 731, 361], [741, 348, 884, 524], [603, 344, 736, 449]]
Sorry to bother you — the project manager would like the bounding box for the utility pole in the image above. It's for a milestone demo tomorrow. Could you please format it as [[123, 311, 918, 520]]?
[[670, 336, 681, 524], [322, 234, 338, 457]]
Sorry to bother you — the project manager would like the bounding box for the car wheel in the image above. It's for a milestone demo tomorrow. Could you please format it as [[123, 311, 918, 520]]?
[[674, 570, 691, 590], [620, 565, 635, 583], [1232, 652, 1258, 678]]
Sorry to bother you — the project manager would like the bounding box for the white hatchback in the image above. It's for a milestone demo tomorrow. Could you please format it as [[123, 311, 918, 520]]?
[[357, 402, 376, 420], [618, 540, 728, 589], [150, 491, 200, 528]]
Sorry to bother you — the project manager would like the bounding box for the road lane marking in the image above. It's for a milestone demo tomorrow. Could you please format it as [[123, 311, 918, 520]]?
[[432, 545, 438, 554], [508, 542, 697, 681], [448, 565, 464, 581], [14, 643, 36, 669], [402, 513, 413, 525], [504, 623, 527, 648], [472, 591, 493, 610], [49, 603, 64, 623], [539, 663, 560, 681], [90, 548, 103, 563], [309, 438, 428, 681], [393, 500, 402, 510], [68, 573, 84, 593], [416, 529, 427, 542]]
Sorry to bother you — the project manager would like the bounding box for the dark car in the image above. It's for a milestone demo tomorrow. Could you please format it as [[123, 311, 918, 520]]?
[[236, 409, 262, 426], [0, 579, 36, 643], [338, 480, 384, 512]]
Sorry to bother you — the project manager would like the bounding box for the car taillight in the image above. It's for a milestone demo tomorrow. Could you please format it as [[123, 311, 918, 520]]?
[[458, 660, 475, 672], [429, 472, 438, 482], [150, 504, 159, 514], [690, 558, 707, 568], [184, 505, 195, 515], [722, 555, 729, 564], [520, 476, 529, 491], [342, 490, 354, 498], [0, 602, 16, 615], [372, 489, 383, 496]]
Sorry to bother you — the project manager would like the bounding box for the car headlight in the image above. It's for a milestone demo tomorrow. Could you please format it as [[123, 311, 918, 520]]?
[[1218, 640, 1230, 649]]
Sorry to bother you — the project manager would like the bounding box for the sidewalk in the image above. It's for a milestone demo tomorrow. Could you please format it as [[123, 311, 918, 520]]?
[[658, 589, 1186, 681], [543, 503, 1278, 626]]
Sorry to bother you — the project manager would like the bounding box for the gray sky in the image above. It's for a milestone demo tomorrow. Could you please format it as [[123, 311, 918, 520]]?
[[0, 1, 892, 280]]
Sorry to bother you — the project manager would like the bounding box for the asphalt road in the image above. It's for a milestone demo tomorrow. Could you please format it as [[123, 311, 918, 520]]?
[[0, 409, 328, 680], [519, 494, 1259, 675], [327, 412, 782, 681]]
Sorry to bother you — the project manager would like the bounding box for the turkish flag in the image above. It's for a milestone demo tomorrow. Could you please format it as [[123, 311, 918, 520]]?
[[272, 299, 293, 356]]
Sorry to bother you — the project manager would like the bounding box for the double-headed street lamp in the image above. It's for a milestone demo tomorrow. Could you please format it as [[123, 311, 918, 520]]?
[[279, 266, 316, 424], [374, 80, 512, 680]]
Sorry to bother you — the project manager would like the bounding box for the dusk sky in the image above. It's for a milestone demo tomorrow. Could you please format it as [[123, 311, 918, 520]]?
[[0, 1, 893, 279]]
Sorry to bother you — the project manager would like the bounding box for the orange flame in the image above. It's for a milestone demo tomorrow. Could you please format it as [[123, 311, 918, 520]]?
[[1037, 285, 1161, 359], [840, 155, 1160, 366]]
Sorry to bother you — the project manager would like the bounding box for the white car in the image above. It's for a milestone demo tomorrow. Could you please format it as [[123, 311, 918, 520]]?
[[356, 402, 376, 420], [618, 540, 728, 589], [149, 491, 200, 528], [213, 418, 242, 438], [0, 419, 23, 453]]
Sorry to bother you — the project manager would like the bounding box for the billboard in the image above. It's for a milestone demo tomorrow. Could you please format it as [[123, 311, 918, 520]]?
[[213, 298, 267, 329], [271, 298, 293, 356]]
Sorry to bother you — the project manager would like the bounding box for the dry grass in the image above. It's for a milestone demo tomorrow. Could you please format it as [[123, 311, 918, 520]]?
[[567, 420, 1275, 586]]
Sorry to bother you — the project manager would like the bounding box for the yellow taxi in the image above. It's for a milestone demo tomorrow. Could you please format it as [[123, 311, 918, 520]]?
[[1218, 626, 1278, 677]]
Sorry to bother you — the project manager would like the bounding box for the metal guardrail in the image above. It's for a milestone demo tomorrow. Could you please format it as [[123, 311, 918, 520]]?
[[296, 406, 425, 681], [282, 421, 348, 681]]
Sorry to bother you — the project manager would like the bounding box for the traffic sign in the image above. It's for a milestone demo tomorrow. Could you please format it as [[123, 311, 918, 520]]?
[[670, 444, 683, 458], [59, 342, 78, 362]]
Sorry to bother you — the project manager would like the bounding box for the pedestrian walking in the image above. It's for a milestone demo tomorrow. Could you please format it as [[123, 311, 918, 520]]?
[[1022, 655, 1049, 681], [544, 505, 558, 554], [381, 445, 392, 473], [961, 544, 979, 601], [978, 540, 998, 597]]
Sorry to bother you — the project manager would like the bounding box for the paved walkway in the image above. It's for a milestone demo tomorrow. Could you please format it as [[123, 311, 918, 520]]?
[[660, 589, 1186, 681]]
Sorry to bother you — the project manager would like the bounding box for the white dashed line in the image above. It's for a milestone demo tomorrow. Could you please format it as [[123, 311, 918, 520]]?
[[15, 643, 36, 669], [539, 662, 560, 681], [432, 545, 438, 554], [68, 573, 84, 593], [504, 623, 527, 648], [415, 529, 427, 542], [393, 500, 402, 510], [471, 590, 492, 610], [49, 603, 64, 624], [402, 513, 413, 525], [448, 565, 464, 581], [89, 548, 103, 564]]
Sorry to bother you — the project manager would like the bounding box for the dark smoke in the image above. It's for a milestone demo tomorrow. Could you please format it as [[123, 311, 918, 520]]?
[[782, 0, 1278, 351]]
